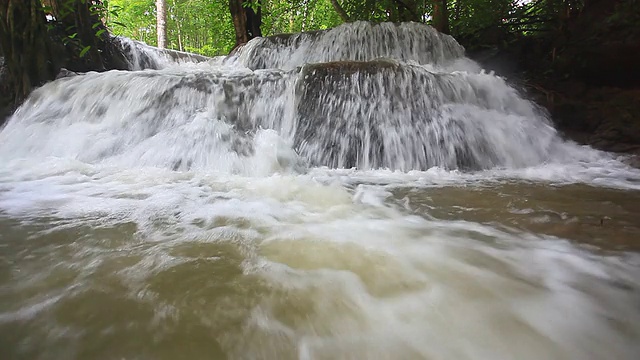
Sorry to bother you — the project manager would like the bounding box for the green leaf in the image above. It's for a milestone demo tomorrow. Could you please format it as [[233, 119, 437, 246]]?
[[96, 29, 106, 36], [79, 45, 92, 58]]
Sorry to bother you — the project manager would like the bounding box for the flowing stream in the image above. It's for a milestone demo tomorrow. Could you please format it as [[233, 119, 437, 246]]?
[[1, 22, 640, 360]]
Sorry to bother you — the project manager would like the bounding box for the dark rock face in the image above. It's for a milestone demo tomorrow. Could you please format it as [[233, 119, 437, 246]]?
[[295, 61, 402, 169], [464, 0, 640, 156], [622, 155, 640, 169], [574, 43, 640, 89], [55, 68, 78, 79], [548, 0, 640, 152], [527, 72, 640, 156], [0, 57, 14, 126], [293, 60, 555, 171], [577, 89, 640, 154]]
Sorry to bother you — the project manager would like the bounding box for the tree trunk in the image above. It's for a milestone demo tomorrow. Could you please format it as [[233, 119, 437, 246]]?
[[432, 0, 449, 34], [394, 0, 419, 22], [230, 0, 247, 48], [302, 1, 309, 31], [246, 0, 262, 38], [0, 0, 128, 110], [51, 0, 128, 72], [289, 10, 295, 32], [156, 0, 167, 48], [229, 0, 262, 50], [177, 25, 183, 51], [328, 0, 350, 22], [171, 0, 183, 51], [0, 0, 58, 102]]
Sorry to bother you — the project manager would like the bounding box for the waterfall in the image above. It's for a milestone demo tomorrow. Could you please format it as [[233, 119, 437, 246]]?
[[0, 22, 583, 172], [229, 22, 465, 70], [116, 37, 212, 70]]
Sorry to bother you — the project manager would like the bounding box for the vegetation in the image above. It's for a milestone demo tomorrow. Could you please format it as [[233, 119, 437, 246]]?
[[1, 0, 638, 138], [102, 1, 598, 55], [0, 0, 128, 106]]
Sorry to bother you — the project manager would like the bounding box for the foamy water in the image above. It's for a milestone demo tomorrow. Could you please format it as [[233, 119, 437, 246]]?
[[1, 22, 640, 360]]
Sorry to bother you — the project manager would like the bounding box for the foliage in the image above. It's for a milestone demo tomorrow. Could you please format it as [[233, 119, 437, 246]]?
[[108, 0, 235, 55], [107, 0, 157, 45], [604, 0, 640, 40], [261, 0, 342, 34], [103, 0, 602, 55], [45, 0, 116, 58]]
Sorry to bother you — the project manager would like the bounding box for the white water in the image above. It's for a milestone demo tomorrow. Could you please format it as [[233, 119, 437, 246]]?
[[117, 37, 212, 70], [0, 58, 601, 171], [1, 22, 640, 360], [229, 22, 465, 70]]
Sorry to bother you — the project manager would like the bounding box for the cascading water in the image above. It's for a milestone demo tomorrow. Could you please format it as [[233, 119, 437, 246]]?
[[117, 36, 213, 70], [2, 22, 574, 171], [1, 22, 640, 360], [229, 22, 465, 70]]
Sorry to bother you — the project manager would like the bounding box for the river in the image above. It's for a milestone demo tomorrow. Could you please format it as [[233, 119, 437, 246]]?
[[1, 22, 639, 360]]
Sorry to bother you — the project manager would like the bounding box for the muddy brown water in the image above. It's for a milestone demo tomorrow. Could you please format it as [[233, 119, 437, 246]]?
[[1, 179, 639, 360]]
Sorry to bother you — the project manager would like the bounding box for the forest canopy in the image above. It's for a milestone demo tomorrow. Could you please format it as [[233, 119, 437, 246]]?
[[104, 0, 589, 56]]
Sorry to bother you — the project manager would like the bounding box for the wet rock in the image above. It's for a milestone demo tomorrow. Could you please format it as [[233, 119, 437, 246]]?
[[117, 38, 211, 70], [0, 57, 14, 125], [294, 60, 547, 170], [302, 59, 400, 76], [161, 48, 210, 64], [552, 88, 640, 153], [621, 155, 640, 169], [464, 0, 640, 156], [56, 68, 79, 79]]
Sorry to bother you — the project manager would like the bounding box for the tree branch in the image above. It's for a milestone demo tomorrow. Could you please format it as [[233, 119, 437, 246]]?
[[392, 0, 420, 22], [327, 0, 350, 22]]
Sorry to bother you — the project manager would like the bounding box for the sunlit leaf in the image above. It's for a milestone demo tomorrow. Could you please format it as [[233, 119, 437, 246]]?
[[79, 45, 92, 57]]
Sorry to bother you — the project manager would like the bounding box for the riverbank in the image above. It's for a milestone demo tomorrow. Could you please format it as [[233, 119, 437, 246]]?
[[466, 0, 639, 160]]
